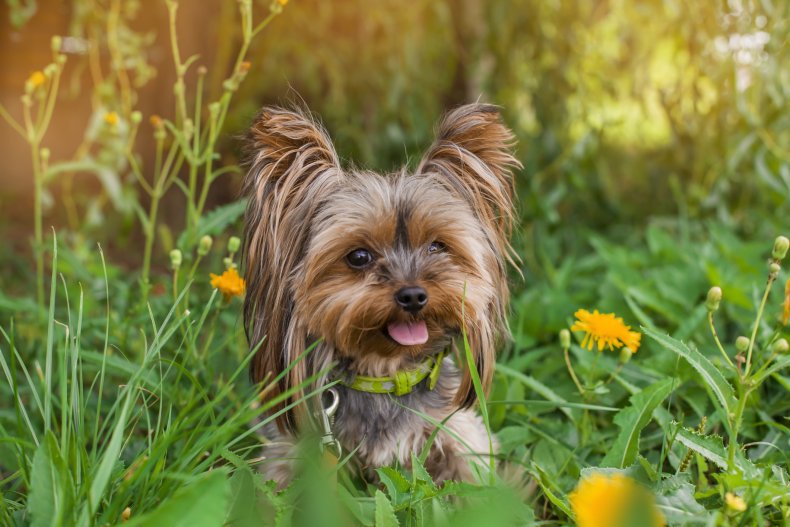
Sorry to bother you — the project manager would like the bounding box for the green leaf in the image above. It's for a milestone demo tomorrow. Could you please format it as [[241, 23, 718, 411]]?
[[654, 477, 709, 525], [674, 427, 727, 469], [752, 355, 790, 385], [642, 326, 736, 415], [602, 378, 675, 468], [177, 199, 247, 250], [29, 433, 72, 527], [124, 470, 230, 527], [374, 489, 400, 527]]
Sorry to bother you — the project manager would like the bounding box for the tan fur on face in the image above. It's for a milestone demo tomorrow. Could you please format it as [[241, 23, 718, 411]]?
[[242, 104, 520, 480]]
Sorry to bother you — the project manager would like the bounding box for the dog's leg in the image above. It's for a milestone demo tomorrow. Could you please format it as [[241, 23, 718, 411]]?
[[258, 423, 299, 489]]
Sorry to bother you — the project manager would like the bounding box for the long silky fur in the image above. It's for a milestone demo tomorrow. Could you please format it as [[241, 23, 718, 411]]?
[[242, 106, 342, 431], [417, 103, 521, 407], [242, 103, 520, 482]]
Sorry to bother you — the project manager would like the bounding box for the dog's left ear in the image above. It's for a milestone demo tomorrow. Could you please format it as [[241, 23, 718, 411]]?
[[418, 103, 521, 407]]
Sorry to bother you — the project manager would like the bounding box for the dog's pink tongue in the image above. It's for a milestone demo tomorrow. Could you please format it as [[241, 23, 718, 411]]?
[[387, 321, 429, 346]]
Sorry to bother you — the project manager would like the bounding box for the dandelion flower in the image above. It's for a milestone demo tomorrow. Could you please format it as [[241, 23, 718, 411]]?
[[210, 267, 246, 300], [571, 309, 641, 353], [26, 71, 46, 92], [104, 111, 119, 126], [277, 0, 288, 5], [570, 473, 664, 527], [782, 278, 789, 326], [725, 492, 747, 512]]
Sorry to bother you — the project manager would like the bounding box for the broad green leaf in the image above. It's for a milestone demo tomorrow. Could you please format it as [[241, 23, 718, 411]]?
[[602, 379, 675, 468], [654, 476, 708, 524], [643, 327, 736, 414], [674, 428, 727, 469], [124, 470, 229, 527], [29, 434, 63, 527], [374, 490, 399, 527]]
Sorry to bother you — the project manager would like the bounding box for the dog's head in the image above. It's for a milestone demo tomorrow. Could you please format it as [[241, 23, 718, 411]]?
[[242, 104, 519, 430]]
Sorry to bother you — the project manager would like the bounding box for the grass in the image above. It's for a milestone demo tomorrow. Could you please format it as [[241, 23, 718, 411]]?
[[1, 221, 789, 526]]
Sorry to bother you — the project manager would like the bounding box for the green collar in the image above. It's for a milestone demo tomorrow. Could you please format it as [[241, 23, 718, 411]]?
[[340, 348, 448, 396]]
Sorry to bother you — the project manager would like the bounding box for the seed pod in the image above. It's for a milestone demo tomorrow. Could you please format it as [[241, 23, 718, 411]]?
[[735, 336, 750, 353], [559, 329, 571, 349], [773, 236, 789, 261], [170, 249, 182, 269], [198, 235, 213, 256], [619, 347, 633, 364], [705, 286, 722, 312], [769, 262, 781, 275], [771, 338, 789, 355], [228, 236, 241, 253]]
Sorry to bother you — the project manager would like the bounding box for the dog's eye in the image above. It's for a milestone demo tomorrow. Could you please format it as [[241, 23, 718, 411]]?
[[346, 248, 374, 269], [428, 241, 445, 254]]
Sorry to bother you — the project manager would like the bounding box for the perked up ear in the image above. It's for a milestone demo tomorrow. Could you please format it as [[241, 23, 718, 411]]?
[[242, 106, 341, 431], [418, 103, 521, 408]]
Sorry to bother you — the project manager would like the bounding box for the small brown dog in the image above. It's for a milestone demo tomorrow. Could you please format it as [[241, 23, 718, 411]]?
[[241, 103, 519, 487]]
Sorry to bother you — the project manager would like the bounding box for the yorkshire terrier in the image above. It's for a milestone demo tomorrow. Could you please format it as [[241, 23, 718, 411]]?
[[241, 103, 519, 488]]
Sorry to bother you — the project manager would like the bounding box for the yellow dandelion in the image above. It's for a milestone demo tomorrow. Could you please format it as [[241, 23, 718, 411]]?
[[210, 267, 246, 300], [782, 278, 789, 326], [277, 0, 288, 5], [26, 70, 46, 92], [571, 309, 641, 353], [104, 111, 119, 126], [725, 492, 747, 512], [570, 473, 665, 527]]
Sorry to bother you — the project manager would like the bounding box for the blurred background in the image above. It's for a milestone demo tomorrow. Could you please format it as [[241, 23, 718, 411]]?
[[1, 0, 788, 298]]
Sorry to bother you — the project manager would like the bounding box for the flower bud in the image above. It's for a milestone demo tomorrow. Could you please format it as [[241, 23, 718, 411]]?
[[121, 507, 131, 521], [170, 249, 182, 269], [150, 115, 163, 128], [183, 118, 193, 141], [619, 347, 633, 364], [56, 54, 67, 66], [773, 236, 789, 261], [43, 64, 58, 77], [51, 35, 62, 53], [197, 65, 208, 76], [227, 236, 241, 253], [705, 286, 722, 312], [198, 235, 213, 256], [208, 102, 220, 116], [130, 111, 142, 124], [223, 256, 233, 269], [771, 338, 789, 355], [40, 148, 50, 162], [735, 336, 750, 353], [559, 329, 571, 349], [770, 262, 781, 275]]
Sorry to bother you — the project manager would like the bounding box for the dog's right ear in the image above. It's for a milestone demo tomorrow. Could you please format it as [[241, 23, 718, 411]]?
[[242, 106, 340, 431]]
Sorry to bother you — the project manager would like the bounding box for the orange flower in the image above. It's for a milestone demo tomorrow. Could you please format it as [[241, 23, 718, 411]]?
[[571, 309, 641, 353], [210, 267, 246, 300], [104, 111, 119, 126], [26, 71, 46, 92], [570, 473, 665, 527], [782, 278, 789, 326]]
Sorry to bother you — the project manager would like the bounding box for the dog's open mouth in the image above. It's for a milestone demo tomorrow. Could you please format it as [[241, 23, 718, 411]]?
[[385, 320, 429, 346]]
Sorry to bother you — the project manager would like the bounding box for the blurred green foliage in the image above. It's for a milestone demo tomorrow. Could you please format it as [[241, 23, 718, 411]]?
[[233, 0, 789, 235]]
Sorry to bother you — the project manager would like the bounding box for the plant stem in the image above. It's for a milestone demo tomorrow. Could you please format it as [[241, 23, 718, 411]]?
[[30, 139, 44, 308], [744, 271, 777, 376], [564, 347, 585, 396], [708, 312, 735, 370], [727, 380, 751, 470]]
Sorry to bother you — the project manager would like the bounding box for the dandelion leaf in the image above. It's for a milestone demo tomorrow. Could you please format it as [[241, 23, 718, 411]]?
[[602, 378, 674, 468]]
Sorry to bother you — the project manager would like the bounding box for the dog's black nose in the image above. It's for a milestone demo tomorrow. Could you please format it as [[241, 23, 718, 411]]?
[[395, 286, 428, 313]]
